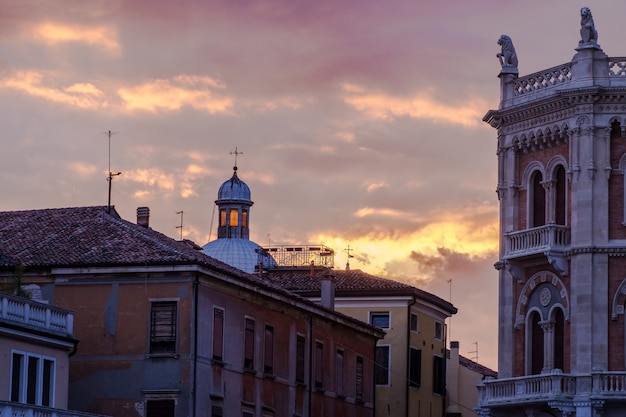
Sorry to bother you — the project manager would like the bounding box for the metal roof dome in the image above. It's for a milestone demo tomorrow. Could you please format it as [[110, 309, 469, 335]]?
[[202, 238, 277, 274], [217, 167, 251, 203]]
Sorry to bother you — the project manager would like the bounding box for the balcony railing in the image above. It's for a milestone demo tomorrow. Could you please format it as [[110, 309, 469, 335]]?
[[504, 224, 570, 259], [0, 401, 108, 417], [477, 371, 626, 409], [0, 293, 74, 336]]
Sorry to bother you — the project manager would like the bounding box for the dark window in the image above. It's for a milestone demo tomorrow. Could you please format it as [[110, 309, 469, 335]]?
[[433, 355, 446, 395], [530, 311, 543, 375], [355, 356, 364, 402], [296, 335, 305, 384], [434, 322, 443, 340], [336, 349, 344, 397], [555, 166, 566, 225], [42, 359, 54, 407], [375, 346, 390, 385], [211, 405, 223, 417], [264, 325, 274, 375], [10, 352, 55, 406], [370, 312, 390, 329], [11, 353, 23, 402], [213, 308, 224, 361], [26, 356, 39, 404], [409, 348, 422, 387], [244, 318, 255, 370], [150, 301, 177, 354], [554, 308, 565, 370], [611, 120, 622, 139], [315, 341, 324, 389], [531, 171, 546, 227], [410, 313, 419, 332], [146, 399, 175, 417]]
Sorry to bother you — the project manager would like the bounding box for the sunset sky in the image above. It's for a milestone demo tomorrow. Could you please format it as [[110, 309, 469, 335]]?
[[2, 0, 624, 371]]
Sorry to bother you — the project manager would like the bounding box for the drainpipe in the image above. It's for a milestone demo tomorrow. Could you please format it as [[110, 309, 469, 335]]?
[[192, 277, 199, 417], [405, 298, 416, 417], [308, 315, 313, 417]]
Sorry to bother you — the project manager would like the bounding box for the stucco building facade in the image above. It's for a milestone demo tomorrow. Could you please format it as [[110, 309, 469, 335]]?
[[477, 7, 626, 417], [0, 206, 383, 417]]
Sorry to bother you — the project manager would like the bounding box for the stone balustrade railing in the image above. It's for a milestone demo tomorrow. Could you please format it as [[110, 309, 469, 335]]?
[[514, 63, 573, 97], [0, 293, 73, 336], [0, 401, 108, 417], [505, 224, 570, 258], [477, 371, 626, 408], [512, 58, 626, 98]]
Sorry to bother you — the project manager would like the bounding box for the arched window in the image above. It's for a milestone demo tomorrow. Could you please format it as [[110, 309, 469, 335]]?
[[531, 172, 546, 227], [611, 120, 622, 139], [554, 308, 565, 370], [555, 166, 566, 225], [530, 311, 544, 375]]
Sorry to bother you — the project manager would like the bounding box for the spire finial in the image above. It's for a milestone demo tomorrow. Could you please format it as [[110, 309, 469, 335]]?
[[230, 146, 243, 171]]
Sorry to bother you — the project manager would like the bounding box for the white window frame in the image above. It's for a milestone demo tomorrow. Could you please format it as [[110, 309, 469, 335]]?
[[410, 313, 419, 333], [10, 350, 56, 407], [434, 321, 443, 341], [369, 311, 391, 329]]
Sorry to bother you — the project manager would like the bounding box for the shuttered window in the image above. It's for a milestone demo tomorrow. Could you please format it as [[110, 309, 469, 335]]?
[[150, 301, 177, 354], [213, 308, 224, 361], [264, 325, 275, 375], [244, 318, 255, 370], [296, 335, 305, 384], [356, 356, 364, 402]]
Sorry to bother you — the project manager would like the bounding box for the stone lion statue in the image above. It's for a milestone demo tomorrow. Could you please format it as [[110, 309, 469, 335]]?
[[497, 35, 518, 69], [579, 7, 598, 44]]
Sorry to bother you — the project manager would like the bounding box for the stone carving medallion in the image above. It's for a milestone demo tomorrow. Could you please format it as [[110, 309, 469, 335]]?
[[540, 287, 552, 306]]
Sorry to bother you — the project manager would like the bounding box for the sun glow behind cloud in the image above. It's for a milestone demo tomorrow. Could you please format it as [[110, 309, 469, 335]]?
[[0, 71, 105, 108], [118, 75, 234, 113], [32, 23, 120, 54], [342, 84, 487, 127]]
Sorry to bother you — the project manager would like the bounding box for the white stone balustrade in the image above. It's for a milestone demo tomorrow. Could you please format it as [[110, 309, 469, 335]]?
[[0, 401, 106, 417], [514, 63, 573, 97], [0, 293, 73, 336], [477, 371, 626, 408], [505, 224, 570, 258]]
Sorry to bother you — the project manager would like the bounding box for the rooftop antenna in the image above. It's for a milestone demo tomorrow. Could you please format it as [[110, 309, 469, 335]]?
[[469, 341, 479, 362], [102, 130, 122, 214], [267, 233, 272, 247], [344, 245, 354, 270], [176, 210, 184, 240], [447, 279, 452, 341]]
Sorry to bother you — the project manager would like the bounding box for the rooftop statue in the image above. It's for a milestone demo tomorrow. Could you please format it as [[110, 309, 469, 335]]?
[[497, 35, 518, 69], [579, 7, 598, 45]]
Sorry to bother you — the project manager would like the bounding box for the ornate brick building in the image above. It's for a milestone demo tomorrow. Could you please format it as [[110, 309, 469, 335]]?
[[477, 7, 626, 417]]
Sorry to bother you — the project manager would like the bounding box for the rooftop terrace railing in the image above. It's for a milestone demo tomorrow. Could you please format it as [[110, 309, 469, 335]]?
[[0, 293, 73, 336]]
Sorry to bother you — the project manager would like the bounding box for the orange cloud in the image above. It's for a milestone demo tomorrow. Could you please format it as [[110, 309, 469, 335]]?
[[0, 71, 104, 109], [342, 84, 487, 127], [118, 75, 234, 113], [32, 23, 120, 53]]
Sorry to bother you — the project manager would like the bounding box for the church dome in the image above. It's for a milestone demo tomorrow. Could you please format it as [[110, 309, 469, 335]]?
[[202, 238, 277, 274], [217, 167, 251, 203]]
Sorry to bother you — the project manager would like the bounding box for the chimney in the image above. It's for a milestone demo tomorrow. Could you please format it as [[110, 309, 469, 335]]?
[[447, 341, 461, 415], [137, 207, 150, 228], [320, 270, 336, 310]]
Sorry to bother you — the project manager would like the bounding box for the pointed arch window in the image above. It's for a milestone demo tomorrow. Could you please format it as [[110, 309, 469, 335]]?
[[555, 166, 566, 225], [529, 311, 544, 375], [530, 171, 546, 227]]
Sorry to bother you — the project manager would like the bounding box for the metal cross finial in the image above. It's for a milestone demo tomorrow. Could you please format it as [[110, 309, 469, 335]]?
[[230, 146, 243, 168]]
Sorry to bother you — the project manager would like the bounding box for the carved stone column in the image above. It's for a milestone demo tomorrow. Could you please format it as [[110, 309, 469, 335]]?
[[541, 321, 555, 373]]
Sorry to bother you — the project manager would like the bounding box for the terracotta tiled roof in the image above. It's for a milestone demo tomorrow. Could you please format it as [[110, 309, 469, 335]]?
[[265, 268, 457, 315], [459, 354, 498, 378], [0, 206, 241, 271]]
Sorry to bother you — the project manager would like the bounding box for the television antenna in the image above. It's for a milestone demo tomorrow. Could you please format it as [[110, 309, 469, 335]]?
[[176, 211, 184, 240], [102, 130, 122, 214], [469, 341, 479, 362]]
